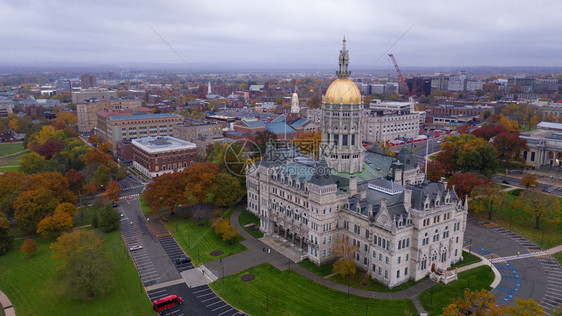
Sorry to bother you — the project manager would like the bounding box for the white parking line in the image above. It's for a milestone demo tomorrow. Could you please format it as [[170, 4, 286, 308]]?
[[196, 293, 214, 298], [219, 308, 234, 315], [212, 304, 229, 312], [201, 296, 220, 303], [148, 289, 167, 294], [193, 288, 211, 294], [206, 300, 223, 307]]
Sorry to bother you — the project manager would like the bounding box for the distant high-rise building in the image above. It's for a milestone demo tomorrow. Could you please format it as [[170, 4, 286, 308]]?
[[56, 79, 72, 92], [81, 74, 97, 89]]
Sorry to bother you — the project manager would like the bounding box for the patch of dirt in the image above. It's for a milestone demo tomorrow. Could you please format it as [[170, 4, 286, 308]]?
[[241, 274, 255, 282], [210, 250, 224, 256]]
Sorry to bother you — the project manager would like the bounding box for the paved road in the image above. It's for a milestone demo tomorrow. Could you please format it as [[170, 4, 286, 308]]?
[[491, 174, 562, 196], [465, 217, 562, 311], [118, 188, 244, 316]]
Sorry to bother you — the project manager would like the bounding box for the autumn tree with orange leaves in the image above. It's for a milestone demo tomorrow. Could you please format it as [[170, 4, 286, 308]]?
[[143, 172, 187, 215], [333, 235, 358, 278], [103, 180, 121, 203], [21, 238, 37, 255], [184, 162, 218, 205], [37, 208, 73, 239]]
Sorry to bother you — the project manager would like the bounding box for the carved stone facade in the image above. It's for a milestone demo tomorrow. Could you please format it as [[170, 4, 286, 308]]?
[[245, 41, 468, 288]]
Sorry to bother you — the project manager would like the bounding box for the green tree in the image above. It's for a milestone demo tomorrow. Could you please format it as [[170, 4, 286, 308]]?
[[50, 230, 115, 299], [518, 191, 560, 229], [213, 173, 243, 207], [0, 216, 13, 255], [98, 205, 121, 233], [470, 184, 507, 220]]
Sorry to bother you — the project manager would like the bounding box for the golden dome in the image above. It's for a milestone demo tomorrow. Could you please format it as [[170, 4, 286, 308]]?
[[324, 78, 361, 104]]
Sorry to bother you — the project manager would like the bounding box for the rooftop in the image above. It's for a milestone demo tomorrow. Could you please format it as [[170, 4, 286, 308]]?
[[109, 113, 182, 121], [132, 136, 196, 153]]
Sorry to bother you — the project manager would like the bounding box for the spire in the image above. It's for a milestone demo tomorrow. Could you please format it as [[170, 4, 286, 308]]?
[[336, 37, 351, 78]]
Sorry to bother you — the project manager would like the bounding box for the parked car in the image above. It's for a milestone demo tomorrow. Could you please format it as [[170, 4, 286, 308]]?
[[111, 203, 119, 208], [129, 245, 143, 251], [174, 257, 191, 265], [502, 180, 509, 184]]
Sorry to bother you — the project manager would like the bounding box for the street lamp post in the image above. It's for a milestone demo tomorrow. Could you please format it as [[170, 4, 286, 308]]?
[[430, 286, 434, 306], [347, 280, 350, 301], [469, 238, 472, 254]]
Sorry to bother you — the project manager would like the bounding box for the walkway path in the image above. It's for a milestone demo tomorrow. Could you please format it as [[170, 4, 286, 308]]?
[[0, 289, 16, 316], [214, 209, 436, 314]]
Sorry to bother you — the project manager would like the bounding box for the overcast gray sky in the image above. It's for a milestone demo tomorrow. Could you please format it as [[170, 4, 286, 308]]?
[[1, 0, 561, 69]]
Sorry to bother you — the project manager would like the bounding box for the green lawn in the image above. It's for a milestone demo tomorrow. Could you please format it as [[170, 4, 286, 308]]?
[[139, 195, 151, 216], [298, 259, 335, 277], [0, 142, 24, 157], [210, 263, 417, 316], [471, 190, 562, 250], [553, 252, 562, 266], [419, 265, 495, 316], [164, 216, 246, 266], [449, 251, 482, 270], [0, 231, 153, 316], [0, 151, 26, 169], [298, 259, 423, 293], [238, 210, 264, 238], [0, 166, 19, 173], [329, 269, 423, 293]]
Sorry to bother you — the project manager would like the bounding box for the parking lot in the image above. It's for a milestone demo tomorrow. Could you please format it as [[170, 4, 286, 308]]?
[[190, 286, 245, 316], [159, 235, 194, 273], [146, 287, 185, 316], [121, 219, 162, 286]]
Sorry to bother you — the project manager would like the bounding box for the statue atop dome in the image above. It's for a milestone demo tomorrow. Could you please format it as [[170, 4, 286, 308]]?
[[336, 37, 351, 78]]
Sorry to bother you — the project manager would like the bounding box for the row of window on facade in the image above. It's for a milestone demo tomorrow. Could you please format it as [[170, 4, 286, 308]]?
[[326, 133, 357, 146]]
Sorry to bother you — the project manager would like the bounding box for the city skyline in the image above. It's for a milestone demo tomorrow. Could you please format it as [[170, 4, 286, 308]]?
[[1, 0, 561, 69]]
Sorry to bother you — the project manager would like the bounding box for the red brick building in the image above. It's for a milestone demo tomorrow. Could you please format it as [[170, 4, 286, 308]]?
[[132, 136, 197, 179]]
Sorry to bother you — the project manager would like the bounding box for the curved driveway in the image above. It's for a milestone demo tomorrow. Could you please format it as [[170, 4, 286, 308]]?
[[465, 217, 562, 311]]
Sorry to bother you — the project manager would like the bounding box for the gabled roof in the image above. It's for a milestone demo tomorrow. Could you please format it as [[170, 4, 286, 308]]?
[[241, 117, 266, 128], [309, 157, 335, 186], [266, 122, 297, 135], [289, 118, 309, 128]]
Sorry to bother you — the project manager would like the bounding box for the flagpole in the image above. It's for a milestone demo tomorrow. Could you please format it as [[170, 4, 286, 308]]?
[[284, 114, 287, 142], [425, 133, 429, 175]]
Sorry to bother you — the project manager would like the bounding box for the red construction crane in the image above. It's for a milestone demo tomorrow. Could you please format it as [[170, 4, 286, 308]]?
[[388, 53, 411, 98], [388, 54, 423, 104]]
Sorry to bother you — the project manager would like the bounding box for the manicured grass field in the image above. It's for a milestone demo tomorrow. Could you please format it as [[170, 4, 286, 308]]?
[[139, 195, 151, 216], [164, 216, 246, 266], [329, 270, 423, 293], [0, 142, 24, 157], [0, 166, 19, 173], [449, 251, 482, 269], [298, 259, 335, 277], [298, 259, 423, 292], [210, 263, 417, 316], [0, 231, 153, 316], [238, 210, 264, 238], [471, 189, 562, 250], [553, 252, 562, 266], [419, 265, 495, 316]]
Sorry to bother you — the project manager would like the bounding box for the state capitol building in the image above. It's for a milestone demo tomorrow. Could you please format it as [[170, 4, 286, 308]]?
[[246, 39, 468, 288]]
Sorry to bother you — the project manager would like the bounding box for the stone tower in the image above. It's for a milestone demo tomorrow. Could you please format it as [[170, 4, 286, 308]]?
[[321, 38, 365, 174], [291, 91, 300, 114]]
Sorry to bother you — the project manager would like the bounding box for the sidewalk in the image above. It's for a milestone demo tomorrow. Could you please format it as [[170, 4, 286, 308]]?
[[225, 209, 432, 315], [546, 244, 562, 255], [0, 289, 16, 316]]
